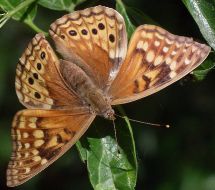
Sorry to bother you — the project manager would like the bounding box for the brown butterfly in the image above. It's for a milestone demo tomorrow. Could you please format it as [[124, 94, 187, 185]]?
[[7, 5, 210, 187]]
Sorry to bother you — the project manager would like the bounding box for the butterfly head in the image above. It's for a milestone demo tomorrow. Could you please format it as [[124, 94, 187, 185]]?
[[103, 108, 115, 120]]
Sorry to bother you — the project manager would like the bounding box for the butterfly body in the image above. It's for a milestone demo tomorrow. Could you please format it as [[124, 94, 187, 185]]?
[[7, 5, 211, 187], [60, 60, 114, 120]]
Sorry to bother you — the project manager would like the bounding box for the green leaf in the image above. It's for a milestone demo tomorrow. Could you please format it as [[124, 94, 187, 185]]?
[[126, 6, 158, 26], [76, 117, 137, 190], [38, 0, 87, 12], [116, 0, 136, 40], [0, 0, 37, 22], [192, 53, 215, 80], [182, 0, 215, 51]]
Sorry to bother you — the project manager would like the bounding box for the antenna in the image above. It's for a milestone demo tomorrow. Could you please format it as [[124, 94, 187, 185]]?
[[114, 113, 170, 128]]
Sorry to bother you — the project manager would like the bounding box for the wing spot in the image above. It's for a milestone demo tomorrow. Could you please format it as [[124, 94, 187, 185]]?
[[81, 29, 88, 35], [41, 158, 48, 165], [169, 71, 177, 78], [92, 28, 98, 35], [154, 56, 163, 66], [37, 63, 42, 70], [23, 132, 29, 138], [136, 41, 143, 49], [146, 50, 155, 62], [33, 73, 39, 79], [28, 77, 34, 85], [98, 23, 105, 30], [185, 58, 191, 65], [25, 143, 30, 149], [155, 33, 164, 40], [166, 57, 172, 65], [170, 61, 177, 70], [25, 167, 31, 174], [34, 139, 45, 147], [69, 30, 77, 36], [142, 42, 149, 51], [40, 52, 46, 59], [32, 149, 39, 155], [154, 41, 160, 47], [163, 47, 169, 53], [171, 51, 177, 56], [60, 35, 65, 39], [29, 123, 36, 128], [109, 34, 115, 43], [33, 130, 44, 138], [34, 92, 41, 99], [33, 156, 42, 162]]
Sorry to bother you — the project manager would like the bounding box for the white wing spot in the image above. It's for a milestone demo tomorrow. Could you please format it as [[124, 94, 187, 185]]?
[[166, 57, 172, 65], [143, 42, 149, 51], [33, 156, 42, 162], [169, 71, 177, 78], [25, 143, 30, 149], [23, 132, 29, 138], [33, 130, 44, 138], [171, 51, 177, 56], [170, 61, 177, 70], [154, 41, 160, 47], [32, 149, 39, 155], [34, 139, 45, 147], [154, 56, 163, 66], [163, 47, 169, 53], [185, 58, 191, 65], [29, 123, 36, 128], [136, 41, 144, 49], [41, 158, 48, 165], [146, 50, 155, 62]]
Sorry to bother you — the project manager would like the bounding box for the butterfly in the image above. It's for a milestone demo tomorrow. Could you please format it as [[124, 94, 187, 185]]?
[[7, 5, 211, 187]]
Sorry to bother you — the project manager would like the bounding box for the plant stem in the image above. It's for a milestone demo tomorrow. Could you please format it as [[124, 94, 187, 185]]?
[[117, 105, 138, 179], [25, 19, 48, 36]]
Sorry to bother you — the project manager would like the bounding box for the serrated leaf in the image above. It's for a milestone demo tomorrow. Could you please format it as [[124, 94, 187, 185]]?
[[193, 53, 215, 80], [76, 117, 137, 190], [0, 0, 37, 22], [182, 0, 215, 51], [116, 0, 136, 40], [38, 0, 86, 12]]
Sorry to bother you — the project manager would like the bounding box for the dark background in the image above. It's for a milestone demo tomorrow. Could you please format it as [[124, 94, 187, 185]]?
[[0, 0, 215, 189]]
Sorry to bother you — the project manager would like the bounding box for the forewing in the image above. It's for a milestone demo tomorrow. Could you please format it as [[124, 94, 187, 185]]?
[[7, 109, 95, 187], [109, 25, 211, 105], [49, 5, 127, 89], [16, 33, 84, 109]]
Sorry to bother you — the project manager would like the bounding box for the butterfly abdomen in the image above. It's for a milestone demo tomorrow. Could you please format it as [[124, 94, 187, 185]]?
[[60, 60, 114, 119]]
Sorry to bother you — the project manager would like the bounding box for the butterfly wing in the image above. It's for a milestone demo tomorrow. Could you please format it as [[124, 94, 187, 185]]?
[[7, 109, 95, 187], [49, 5, 127, 89], [16, 33, 84, 109], [109, 25, 211, 105]]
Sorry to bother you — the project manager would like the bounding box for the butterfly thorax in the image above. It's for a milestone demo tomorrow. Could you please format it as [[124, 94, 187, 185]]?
[[60, 60, 115, 120]]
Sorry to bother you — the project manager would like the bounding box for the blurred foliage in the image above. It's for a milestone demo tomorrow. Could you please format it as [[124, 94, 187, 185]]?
[[0, 0, 215, 190]]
